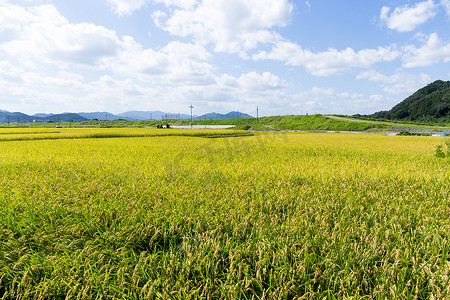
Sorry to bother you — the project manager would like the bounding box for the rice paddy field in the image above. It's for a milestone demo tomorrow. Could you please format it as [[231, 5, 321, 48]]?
[[0, 128, 449, 299]]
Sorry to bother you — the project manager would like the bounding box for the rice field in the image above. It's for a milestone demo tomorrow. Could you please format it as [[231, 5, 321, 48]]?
[[0, 128, 449, 299]]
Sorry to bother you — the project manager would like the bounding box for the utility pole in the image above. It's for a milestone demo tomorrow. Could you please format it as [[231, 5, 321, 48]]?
[[205, 114, 207, 129], [7, 115, 9, 127], [189, 105, 194, 129], [236, 111, 239, 129], [257, 106, 259, 125]]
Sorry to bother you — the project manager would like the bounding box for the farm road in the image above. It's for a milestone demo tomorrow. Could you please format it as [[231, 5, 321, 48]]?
[[324, 115, 376, 123], [325, 115, 450, 135]]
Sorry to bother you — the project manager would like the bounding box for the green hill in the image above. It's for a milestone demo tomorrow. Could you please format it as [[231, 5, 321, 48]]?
[[181, 114, 389, 131], [369, 80, 450, 122]]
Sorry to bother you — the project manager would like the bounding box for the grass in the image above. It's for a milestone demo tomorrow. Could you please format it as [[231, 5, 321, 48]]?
[[1, 114, 392, 131], [181, 115, 391, 131], [181, 114, 448, 131], [0, 130, 449, 298], [350, 115, 450, 129]]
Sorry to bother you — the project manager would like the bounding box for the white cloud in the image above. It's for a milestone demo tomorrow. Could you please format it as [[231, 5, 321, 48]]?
[[0, 4, 120, 68], [0, 60, 24, 82], [402, 33, 450, 67], [442, 0, 450, 17], [0, 2, 220, 113], [24, 71, 88, 91], [151, 10, 167, 27], [164, 71, 288, 112], [0, 61, 168, 114], [0, 63, 94, 114], [218, 72, 287, 91], [380, 0, 436, 32], [0, 2, 36, 32], [237, 72, 287, 90], [293, 87, 384, 115], [0, 3, 219, 84], [3, 0, 446, 116], [253, 41, 401, 76], [154, 0, 198, 9], [105, 0, 148, 16], [152, 0, 293, 56], [0, 2, 288, 114], [357, 70, 431, 94], [108, 38, 215, 84], [0, 61, 89, 94]]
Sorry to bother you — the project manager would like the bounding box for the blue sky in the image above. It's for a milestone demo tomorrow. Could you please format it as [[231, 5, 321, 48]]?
[[1, 0, 449, 116]]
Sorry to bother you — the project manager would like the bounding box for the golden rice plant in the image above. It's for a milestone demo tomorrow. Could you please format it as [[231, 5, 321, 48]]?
[[0, 131, 449, 299]]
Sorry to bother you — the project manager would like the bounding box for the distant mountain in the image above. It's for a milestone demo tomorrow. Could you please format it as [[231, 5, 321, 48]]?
[[117, 111, 160, 120], [0, 111, 34, 123], [33, 113, 54, 118], [0, 109, 254, 123], [367, 80, 450, 121], [78, 112, 128, 121], [40, 113, 87, 122], [0, 111, 87, 123], [117, 111, 191, 121], [117, 111, 254, 120], [194, 111, 253, 120]]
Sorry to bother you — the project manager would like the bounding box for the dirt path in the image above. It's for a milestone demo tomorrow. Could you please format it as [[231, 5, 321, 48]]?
[[325, 115, 449, 135], [324, 115, 377, 123]]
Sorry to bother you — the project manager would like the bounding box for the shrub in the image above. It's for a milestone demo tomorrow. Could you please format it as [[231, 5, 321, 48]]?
[[435, 145, 446, 158], [398, 131, 420, 136], [447, 140, 450, 157], [435, 140, 450, 158]]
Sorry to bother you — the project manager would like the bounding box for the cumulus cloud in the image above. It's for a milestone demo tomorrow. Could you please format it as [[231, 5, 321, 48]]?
[[0, 60, 24, 82], [4, 0, 444, 116], [105, 0, 148, 16], [0, 2, 290, 114], [0, 4, 120, 68], [0, 61, 167, 114], [108, 38, 215, 84], [0, 63, 94, 114], [152, 0, 293, 56], [0, 2, 38, 32], [253, 41, 401, 76], [402, 33, 450, 67], [218, 72, 287, 91], [0, 2, 220, 112], [442, 0, 450, 17], [293, 87, 383, 115], [235, 72, 287, 90], [380, 0, 436, 32], [357, 70, 431, 94], [0, 60, 89, 95], [0, 2, 214, 82], [154, 0, 198, 9]]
